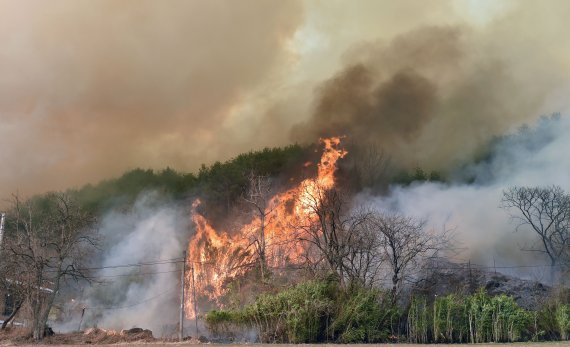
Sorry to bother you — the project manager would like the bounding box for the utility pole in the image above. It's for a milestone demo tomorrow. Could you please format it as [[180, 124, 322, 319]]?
[[0, 213, 5, 250], [78, 307, 86, 332], [179, 251, 186, 342], [191, 264, 199, 334]]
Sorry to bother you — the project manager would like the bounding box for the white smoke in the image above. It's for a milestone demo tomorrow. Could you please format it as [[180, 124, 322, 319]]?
[[55, 192, 192, 337], [360, 115, 570, 280]]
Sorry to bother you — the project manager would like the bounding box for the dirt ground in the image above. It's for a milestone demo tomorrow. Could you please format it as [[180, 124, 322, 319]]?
[[1, 327, 568, 347], [79, 344, 570, 347], [85, 344, 570, 347], [0, 327, 200, 346], [4, 343, 570, 347]]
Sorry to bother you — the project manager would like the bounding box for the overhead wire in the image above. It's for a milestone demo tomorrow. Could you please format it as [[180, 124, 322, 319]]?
[[85, 286, 178, 310], [86, 269, 182, 279], [44, 257, 185, 273]]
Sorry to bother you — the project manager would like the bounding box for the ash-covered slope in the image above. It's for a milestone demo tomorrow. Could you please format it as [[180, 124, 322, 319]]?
[[414, 260, 551, 310]]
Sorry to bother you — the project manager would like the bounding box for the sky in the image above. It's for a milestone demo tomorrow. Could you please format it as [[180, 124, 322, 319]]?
[[1, 0, 569, 198]]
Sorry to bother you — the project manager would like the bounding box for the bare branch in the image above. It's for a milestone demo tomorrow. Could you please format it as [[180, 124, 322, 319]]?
[[501, 185, 570, 283]]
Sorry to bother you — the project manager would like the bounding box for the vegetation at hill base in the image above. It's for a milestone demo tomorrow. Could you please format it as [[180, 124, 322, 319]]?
[[206, 281, 570, 344]]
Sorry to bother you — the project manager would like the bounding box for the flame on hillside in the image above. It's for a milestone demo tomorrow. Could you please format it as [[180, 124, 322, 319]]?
[[185, 137, 346, 318]]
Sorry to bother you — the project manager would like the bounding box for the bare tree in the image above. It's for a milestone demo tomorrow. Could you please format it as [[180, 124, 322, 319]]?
[[342, 207, 385, 287], [242, 172, 275, 281], [294, 183, 383, 287], [345, 140, 392, 193], [371, 212, 450, 302], [2, 193, 98, 340], [0, 251, 27, 329], [502, 185, 570, 283]]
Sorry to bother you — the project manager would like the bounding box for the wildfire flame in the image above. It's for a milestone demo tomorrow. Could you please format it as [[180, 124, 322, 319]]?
[[185, 137, 347, 318]]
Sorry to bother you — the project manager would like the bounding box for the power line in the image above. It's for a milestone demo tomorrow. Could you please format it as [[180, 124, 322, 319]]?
[[42, 253, 560, 281], [44, 257, 185, 273], [86, 269, 182, 279], [85, 286, 178, 310], [472, 264, 553, 270]]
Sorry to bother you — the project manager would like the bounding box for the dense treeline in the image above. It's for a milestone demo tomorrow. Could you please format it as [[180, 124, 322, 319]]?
[[35, 141, 444, 217], [205, 280, 570, 343], [62, 144, 309, 216], [14, 116, 564, 224], [196, 144, 311, 215]]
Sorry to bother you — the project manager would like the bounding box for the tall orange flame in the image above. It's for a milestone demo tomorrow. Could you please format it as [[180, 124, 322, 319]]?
[[185, 137, 346, 318]]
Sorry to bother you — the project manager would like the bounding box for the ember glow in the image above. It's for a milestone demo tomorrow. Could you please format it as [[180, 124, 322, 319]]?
[[185, 137, 346, 317]]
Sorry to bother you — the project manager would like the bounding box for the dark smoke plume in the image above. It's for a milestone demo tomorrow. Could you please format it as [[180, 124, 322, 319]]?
[[292, 25, 553, 171], [2, 1, 570, 198], [295, 64, 437, 144]]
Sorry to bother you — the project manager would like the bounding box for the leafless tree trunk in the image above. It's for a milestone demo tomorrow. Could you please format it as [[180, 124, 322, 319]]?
[[242, 172, 275, 281], [502, 185, 570, 284], [2, 193, 98, 340], [0, 260, 25, 330], [1, 300, 23, 329], [293, 183, 383, 287], [346, 140, 392, 193], [371, 212, 450, 303], [342, 208, 385, 287]]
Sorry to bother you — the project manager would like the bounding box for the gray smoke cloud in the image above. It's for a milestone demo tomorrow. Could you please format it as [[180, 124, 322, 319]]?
[[292, 20, 563, 171], [54, 193, 192, 336], [3, 1, 570, 200], [358, 115, 570, 281], [0, 0, 303, 199]]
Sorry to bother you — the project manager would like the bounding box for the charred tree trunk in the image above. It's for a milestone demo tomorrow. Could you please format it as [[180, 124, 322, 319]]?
[[259, 214, 267, 282]]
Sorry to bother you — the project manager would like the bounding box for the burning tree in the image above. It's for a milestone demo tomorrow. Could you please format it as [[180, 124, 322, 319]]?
[[293, 183, 384, 287], [242, 172, 276, 282], [185, 137, 349, 314], [1, 193, 98, 340]]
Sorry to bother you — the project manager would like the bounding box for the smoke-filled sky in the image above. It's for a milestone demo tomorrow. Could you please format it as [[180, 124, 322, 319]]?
[[1, 0, 570, 198]]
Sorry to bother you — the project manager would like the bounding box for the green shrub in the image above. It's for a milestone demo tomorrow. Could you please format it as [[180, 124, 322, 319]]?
[[556, 304, 570, 340], [204, 280, 400, 343], [432, 294, 469, 343], [209, 280, 336, 343], [205, 310, 245, 336], [331, 287, 398, 343], [467, 290, 531, 342], [206, 284, 540, 344], [407, 290, 531, 343], [407, 296, 429, 343]]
